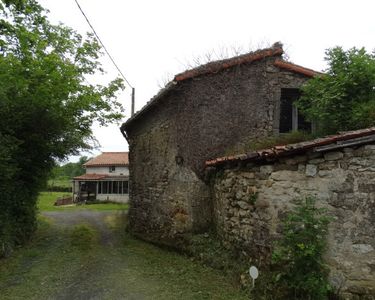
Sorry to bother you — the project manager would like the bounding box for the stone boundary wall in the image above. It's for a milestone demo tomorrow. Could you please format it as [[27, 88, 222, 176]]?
[[212, 144, 375, 298]]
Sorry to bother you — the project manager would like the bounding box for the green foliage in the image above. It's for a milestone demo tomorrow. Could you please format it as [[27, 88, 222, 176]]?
[[50, 156, 89, 179], [47, 156, 89, 191], [272, 197, 332, 299], [0, 0, 124, 257], [225, 130, 314, 156], [297, 47, 375, 135]]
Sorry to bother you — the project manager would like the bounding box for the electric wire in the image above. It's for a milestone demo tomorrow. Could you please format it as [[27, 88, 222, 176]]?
[[74, 0, 133, 88]]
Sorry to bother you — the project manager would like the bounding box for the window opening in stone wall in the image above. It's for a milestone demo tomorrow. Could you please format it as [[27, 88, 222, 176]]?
[[109, 166, 116, 173], [279, 88, 310, 133]]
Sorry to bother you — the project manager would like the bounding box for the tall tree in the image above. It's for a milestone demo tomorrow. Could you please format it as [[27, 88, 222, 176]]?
[[0, 0, 124, 256], [297, 47, 375, 135]]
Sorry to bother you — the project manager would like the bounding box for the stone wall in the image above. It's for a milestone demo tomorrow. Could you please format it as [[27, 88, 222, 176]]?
[[212, 144, 375, 298], [125, 55, 310, 245]]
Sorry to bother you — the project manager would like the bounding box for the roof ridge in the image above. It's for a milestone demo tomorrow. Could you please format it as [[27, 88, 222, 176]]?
[[101, 151, 128, 154], [122, 43, 286, 128], [83, 152, 129, 167], [174, 43, 284, 82]]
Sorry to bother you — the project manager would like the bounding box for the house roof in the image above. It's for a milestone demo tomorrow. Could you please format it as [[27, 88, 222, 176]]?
[[73, 173, 108, 180], [206, 127, 375, 167], [173, 45, 283, 81], [274, 59, 321, 77], [121, 43, 320, 131], [83, 152, 129, 167]]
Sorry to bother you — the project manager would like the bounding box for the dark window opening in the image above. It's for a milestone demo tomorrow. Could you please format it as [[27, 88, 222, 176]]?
[[279, 88, 311, 133], [109, 166, 116, 173], [102, 181, 108, 194], [122, 181, 129, 194], [108, 181, 113, 194], [113, 181, 118, 194]]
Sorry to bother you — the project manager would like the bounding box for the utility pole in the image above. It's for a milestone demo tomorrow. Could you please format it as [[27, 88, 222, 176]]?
[[131, 87, 135, 116]]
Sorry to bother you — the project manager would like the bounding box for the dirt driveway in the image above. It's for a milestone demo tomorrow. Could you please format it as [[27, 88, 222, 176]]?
[[0, 210, 247, 300]]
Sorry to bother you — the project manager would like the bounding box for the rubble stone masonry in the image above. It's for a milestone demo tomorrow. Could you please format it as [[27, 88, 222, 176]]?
[[212, 145, 375, 298], [125, 54, 309, 245]]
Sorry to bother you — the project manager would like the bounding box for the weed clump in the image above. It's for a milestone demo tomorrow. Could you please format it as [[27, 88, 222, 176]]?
[[70, 225, 97, 250], [225, 131, 314, 156]]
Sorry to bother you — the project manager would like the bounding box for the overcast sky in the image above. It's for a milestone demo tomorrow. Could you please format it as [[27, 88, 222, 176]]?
[[38, 0, 375, 161]]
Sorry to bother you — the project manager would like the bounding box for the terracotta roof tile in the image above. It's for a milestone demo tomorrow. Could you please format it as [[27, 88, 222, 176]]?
[[206, 127, 375, 167], [84, 152, 129, 167], [274, 59, 322, 77], [174, 46, 283, 82], [122, 43, 309, 129]]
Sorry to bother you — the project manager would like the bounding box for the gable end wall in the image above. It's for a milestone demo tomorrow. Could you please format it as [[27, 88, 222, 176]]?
[[125, 57, 311, 245]]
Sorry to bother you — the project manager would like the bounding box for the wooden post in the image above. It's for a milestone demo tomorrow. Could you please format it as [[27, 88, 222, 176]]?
[[131, 87, 135, 116]]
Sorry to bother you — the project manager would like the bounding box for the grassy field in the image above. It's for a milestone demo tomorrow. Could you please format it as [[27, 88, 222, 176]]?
[[0, 213, 248, 299], [38, 192, 128, 211]]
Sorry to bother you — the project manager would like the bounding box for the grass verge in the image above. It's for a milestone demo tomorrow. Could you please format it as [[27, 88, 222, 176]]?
[[0, 213, 248, 300], [38, 192, 128, 212]]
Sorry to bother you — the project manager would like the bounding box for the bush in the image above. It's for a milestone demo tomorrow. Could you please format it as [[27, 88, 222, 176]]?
[[297, 47, 375, 135], [272, 197, 332, 299], [0, 0, 123, 257]]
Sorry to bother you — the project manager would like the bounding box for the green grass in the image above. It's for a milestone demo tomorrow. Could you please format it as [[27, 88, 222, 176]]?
[[70, 224, 98, 250], [38, 192, 128, 212], [0, 217, 88, 299], [0, 213, 248, 300]]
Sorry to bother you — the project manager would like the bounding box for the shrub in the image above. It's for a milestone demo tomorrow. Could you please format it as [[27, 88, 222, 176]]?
[[297, 47, 375, 135], [0, 0, 123, 257], [272, 197, 332, 300]]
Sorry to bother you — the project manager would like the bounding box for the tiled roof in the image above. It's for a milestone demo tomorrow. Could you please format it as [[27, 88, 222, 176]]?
[[73, 173, 108, 180], [206, 127, 375, 167], [84, 152, 129, 167], [174, 45, 283, 82], [273, 59, 322, 77], [123, 43, 319, 130]]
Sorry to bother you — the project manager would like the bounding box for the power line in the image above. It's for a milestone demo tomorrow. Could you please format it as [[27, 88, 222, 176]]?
[[74, 0, 133, 88]]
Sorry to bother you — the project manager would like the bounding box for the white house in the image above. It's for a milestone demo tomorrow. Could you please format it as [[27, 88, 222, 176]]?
[[72, 152, 129, 203]]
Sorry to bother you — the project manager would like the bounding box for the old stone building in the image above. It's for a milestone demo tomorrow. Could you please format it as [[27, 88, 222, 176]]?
[[121, 43, 320, 244], [206, 127, 375, 298]]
